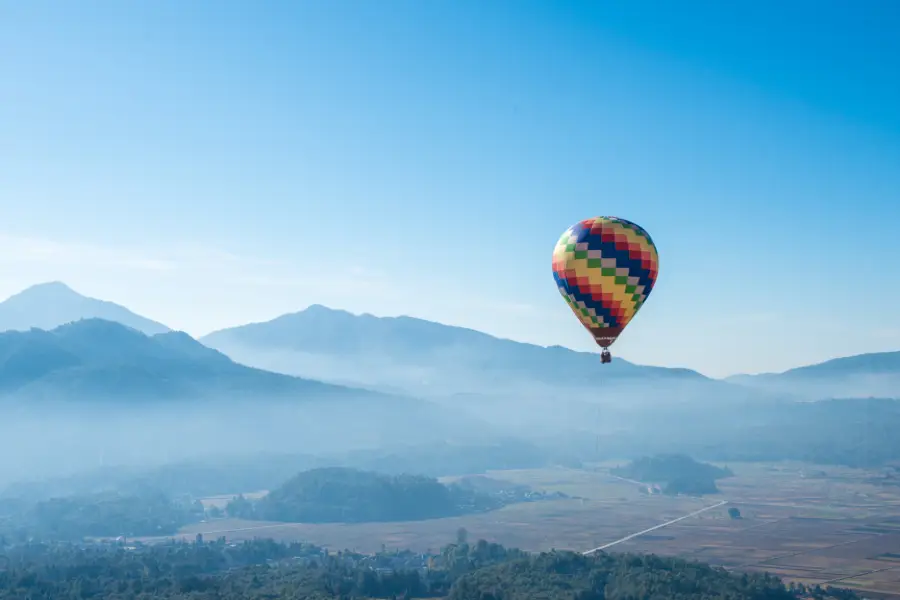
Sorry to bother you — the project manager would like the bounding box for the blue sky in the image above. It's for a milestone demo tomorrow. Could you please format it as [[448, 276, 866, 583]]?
[[2, 0, 899, 377]]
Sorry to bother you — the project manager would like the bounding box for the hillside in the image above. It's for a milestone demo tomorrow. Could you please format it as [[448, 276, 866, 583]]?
[[728, 351, 900, 399], [226, 467, 501, 523], [0, 318, 359, 402], [199, 305, 746, 404], [0, 282, 169, 335], [0, 490, 205, 540], [449, 551, 801, 600], [0, 319, 496, 477]]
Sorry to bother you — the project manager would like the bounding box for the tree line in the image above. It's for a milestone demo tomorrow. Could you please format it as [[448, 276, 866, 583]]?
[[0, 536, 860, 600]]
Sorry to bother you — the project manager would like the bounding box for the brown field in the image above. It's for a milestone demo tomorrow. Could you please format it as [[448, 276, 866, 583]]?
[[154, 462, 900, 597]]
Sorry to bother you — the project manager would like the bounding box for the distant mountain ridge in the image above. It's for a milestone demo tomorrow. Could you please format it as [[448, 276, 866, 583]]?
[[743, 351, 900, 377], [727, 351, 900, 399], [200, 304, 715, 401], [0, 282, 169, 335], [2, 282, 897, 402]]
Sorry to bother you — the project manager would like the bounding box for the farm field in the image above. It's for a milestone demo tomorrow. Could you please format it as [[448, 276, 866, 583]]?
[[166, 462, 900, 597]]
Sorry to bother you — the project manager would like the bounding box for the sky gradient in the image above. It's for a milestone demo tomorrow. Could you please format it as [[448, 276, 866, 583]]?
[[2, 0, 899, 377]]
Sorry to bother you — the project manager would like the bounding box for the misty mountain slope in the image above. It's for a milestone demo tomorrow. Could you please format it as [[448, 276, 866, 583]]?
[[0, 318, 391, 402], [727, 350, 900, 399], [0, 282, 170, 335], [200, 305, 728, 402], [0, 319, 498, 482]]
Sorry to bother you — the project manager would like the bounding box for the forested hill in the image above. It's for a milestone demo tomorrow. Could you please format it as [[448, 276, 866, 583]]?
[[612, 454, 733, 482], [611, 454, 733, 496], [0, 490, 204, 540], [0, 537, 858, 600], [226, 467, 502, 523]]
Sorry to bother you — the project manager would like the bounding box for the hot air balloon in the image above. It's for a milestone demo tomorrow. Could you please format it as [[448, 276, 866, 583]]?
[[552, 217, 659, 364]]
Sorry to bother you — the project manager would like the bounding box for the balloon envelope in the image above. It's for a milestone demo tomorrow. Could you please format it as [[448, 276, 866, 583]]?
[[552, 217, 659, 349]]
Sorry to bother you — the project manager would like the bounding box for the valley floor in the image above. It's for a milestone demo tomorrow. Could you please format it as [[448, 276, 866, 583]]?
[[146, 462, 900, 598]]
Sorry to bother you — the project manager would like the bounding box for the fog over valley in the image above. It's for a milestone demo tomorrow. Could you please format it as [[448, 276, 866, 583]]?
[[1, 282, 898, 488]]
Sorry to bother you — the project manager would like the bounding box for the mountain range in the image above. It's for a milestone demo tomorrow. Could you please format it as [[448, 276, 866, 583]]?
[[0, 318, 356, 402], [1, 282, 898, 402], [0, 298, 492, 480], [0, 281, 898, 484], [198, 306, 900, 403], [199, 304, 717, 400]]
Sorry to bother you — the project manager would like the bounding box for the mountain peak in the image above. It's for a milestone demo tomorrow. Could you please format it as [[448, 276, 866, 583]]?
[[303, 304, 332, 313], [300, 304, 354, 317], [55, 317, 142, 334], [0, 281, 170, 336], [27, 281, 72, 291], [7, 281, 79, 301]]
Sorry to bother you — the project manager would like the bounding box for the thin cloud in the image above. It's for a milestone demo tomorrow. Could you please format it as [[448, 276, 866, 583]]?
[[0, 233, 395, 313], [0, 234, 177, 271], [0, 234, 292, 278]]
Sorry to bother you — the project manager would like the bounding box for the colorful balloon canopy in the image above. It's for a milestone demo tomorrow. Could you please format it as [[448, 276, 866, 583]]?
[[552, 216, 659, 353]]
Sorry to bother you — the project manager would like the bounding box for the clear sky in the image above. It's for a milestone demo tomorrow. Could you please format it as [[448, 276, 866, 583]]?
[[2, 1, 899, 377]]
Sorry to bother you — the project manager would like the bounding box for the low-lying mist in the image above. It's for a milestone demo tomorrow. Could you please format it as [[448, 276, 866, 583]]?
[[4, 388, 900, 502], [0, 393, 494, 486], [186, 341, 769, 436]]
